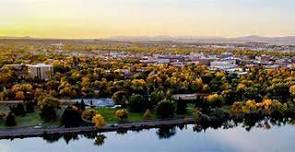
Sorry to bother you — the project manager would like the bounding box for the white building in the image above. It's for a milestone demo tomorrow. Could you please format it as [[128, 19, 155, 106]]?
[[157, 58, 170, 64], [210, 60, 237, 70], [27, 63, 53, 80]]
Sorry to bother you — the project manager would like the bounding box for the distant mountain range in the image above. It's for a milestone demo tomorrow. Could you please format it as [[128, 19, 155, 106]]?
[[108, 35, 295, 45]]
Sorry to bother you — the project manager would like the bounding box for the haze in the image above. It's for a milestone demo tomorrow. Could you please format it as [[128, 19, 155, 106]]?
[[1, 0, 295, 38]]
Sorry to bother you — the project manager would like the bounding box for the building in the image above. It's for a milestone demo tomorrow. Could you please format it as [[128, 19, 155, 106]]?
[[210, 60, 237, 70], [27, 63, 53, 80]]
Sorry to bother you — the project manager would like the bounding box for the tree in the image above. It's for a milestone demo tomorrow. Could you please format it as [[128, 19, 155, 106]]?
[[82, 109, 97, 121], [80, 99, 86, 111], [143, 109, 152, 120], [38, 96, 61, 121], [15, 91, 25, 100], [156, 99, 175, 119], [131, 79, 146, 93], [112, 91, 128, 107], [150, 90, 165, 107], [5, 112, 16, 126], [230, 102, 244, 119], [92, 114, 106, 128], [25, 101, 35, 113], [289, 85, 295, 98], [207, 94, 224, 107], [61, 106, 82, 128], [176, 97, 187, 115], [15, 103, 25, 116], [128, 94, 146, 113]]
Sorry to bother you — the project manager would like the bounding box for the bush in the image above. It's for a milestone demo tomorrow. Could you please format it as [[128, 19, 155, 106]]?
[[156, 100, 175, 119], [61, 106, 82, 128], [5, 112, 16, 127], [81, 109, 97, 121], [115, 109, 128, 121]]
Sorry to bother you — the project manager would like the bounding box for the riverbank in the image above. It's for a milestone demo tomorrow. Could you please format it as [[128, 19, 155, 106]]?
[[0, 118, 195, 139]]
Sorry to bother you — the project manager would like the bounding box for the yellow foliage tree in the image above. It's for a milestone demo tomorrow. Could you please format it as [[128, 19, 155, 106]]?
[[92, 114, 106, 128], [289, 85, 295, 96], [115, 109, 128, 120]]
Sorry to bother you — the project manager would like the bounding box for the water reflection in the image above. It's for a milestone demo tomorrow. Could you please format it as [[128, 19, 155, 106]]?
[[157, 126, 176, 139], [37, 117, 295, 145], [1, 118, 295, 152]]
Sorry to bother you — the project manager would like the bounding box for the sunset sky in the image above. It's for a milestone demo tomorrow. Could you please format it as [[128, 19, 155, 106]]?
[[0, 0, 295, 38]]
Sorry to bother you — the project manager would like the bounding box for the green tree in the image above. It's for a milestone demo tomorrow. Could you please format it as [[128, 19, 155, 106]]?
[[156, 99, 175, 119], [5, 112, 16, 127], [38, 96, 61, 121], [128, 94, 146, 113], [112, 91, 128, 107]]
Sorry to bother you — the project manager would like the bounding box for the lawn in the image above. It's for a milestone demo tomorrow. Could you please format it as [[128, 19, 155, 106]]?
[[95, 107, 156, 123], [0, 111, 61, 129], [0, 113, 42, 129]]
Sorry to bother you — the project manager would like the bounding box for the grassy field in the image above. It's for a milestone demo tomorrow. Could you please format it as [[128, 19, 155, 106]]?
[[0, 104, 196, 129], [0, 113, 42, 129], [95, 107, 157, 123], [0, 111, 60, 129]]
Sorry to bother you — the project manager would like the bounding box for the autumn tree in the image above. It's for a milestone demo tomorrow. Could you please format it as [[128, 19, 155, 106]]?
[[38, 96, 61, 121]]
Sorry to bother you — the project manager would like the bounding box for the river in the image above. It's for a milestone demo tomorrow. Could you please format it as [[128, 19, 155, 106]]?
[[0, 121, 294, 152]]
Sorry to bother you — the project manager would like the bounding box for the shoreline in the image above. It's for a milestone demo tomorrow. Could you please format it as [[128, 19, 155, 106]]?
[[0, 118, 195, 139]]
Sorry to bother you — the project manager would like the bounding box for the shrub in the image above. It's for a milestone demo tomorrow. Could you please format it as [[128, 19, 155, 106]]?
[[156, 100, 175, 119], [115, 109, 128, 121], [81, 109, 97, 121]]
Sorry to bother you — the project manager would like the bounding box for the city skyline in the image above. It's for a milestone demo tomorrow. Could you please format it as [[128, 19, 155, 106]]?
[[1, 0, 295, 38]]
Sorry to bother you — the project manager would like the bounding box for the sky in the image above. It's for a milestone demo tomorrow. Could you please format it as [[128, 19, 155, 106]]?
[[0, 0, 295, 38]]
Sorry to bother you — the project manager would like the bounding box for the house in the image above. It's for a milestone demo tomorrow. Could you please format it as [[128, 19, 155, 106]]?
[[27, 63, 53, 80]]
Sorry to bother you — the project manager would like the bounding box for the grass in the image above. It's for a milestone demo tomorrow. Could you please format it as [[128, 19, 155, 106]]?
[[0, 111, 61, 129], [0, 104, 198, 129], [95, 107, 156, 123], [0, 112, 42, 129]]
